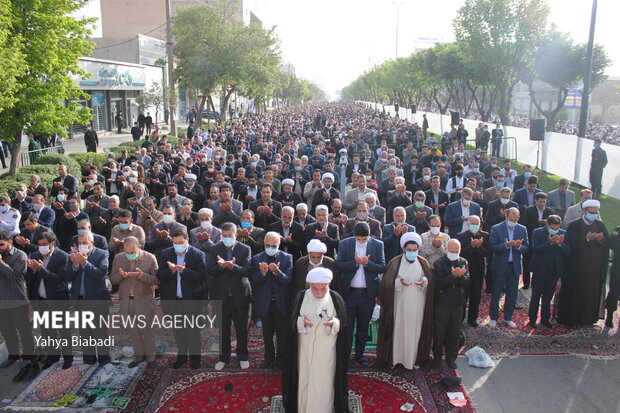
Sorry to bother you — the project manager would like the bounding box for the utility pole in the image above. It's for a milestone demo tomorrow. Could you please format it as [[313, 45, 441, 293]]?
[[574, 0, 597, 183], [165, 0, 177, 137], [392, 0, 403, 59]]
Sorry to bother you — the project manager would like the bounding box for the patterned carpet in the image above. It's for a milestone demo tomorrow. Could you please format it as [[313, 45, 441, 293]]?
[[125, 354, 474, 413]]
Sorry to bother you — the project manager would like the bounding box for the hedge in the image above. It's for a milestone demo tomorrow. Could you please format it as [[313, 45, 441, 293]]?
[[35, 154, 81, 176], [69, 152, 108, 170]]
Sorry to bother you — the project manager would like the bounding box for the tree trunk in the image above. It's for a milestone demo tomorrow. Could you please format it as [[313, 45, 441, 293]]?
[[195, 93, 207, 127], [9, 141, 21, 175], [219, 88, 235, 124]]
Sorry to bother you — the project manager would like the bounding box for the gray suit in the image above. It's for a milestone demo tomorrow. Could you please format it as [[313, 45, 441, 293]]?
[[158, 194, 188, 214], [343, 188, 376, 217], [190, 225, 222, 253], [210, 199, 243, 220], [369, 205, 386, 226], [561, 202, 601, 229], [546, 188, 575, 219]]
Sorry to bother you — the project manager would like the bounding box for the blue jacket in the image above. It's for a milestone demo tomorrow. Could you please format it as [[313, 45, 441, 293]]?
[[382, 222, 417, 264], [528, 226, 570, 276], [337, 237, 386, 300], [207, 241, 252, 303], [64, 246, 110, 302], [37, 206, 56, 230], [156, 245, 206, 300], [27, 248, 70, 300], [251, 250, 292, 317], [513, 187, 542, 218], [443, 200, 482, 239], [489, 221, 529, 275]]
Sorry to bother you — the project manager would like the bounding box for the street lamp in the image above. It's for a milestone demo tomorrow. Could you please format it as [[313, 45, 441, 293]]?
[[392, 0, 404, 59]]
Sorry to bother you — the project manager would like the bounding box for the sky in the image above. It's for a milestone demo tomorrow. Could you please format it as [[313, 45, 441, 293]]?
[[259, 0, 620, 99]]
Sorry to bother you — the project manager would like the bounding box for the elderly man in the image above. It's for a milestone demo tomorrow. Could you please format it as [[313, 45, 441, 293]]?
[[304, 205, 340, 259], [383, 207, 417, 264], [181, 173, 206, 212], [69, 219, 108, 251], [251, 231, 293, 368], [405, 191, 433, 234], [386, 176, 412, 221], [489, 208, 529, 328], [292, 239, 339, 295], [420, 215, 450, 267], [311, 172, 341, 214], [294, 202, 316, 229], [343, 175, 375, 217], [91, 195, 123, 240], [561, 189, 601, 229], [431, 239, 469, 369], [365, 192, 385, 226], [283, 267, 350, 413], [277, 178, 303, 209], [30, 195, 55, 229], [51, 164, 78, 197], [190, 208, 222, 253], [109, 210, 146, 256], [484, 187, 518, 229], [558, 200, 609, 326], [146, 205, 186, 256], [27, 174, 48, 199], [110, 236, 159, 369], [269, 206, 304, 262], [343, 201, 382, 239]]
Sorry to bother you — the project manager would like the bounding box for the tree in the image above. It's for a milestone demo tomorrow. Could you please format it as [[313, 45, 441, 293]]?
[[136, 82, 169, 125], [0, 0, 23, 115], [0, 0, 94, 175], [524, 26, 610, 130], [453, 0, 549, 126]]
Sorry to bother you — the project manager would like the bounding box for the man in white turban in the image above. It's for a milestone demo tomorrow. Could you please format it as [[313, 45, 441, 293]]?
[[283, 267, 350, 413], [291, 239, 339, 295], [310, 171, 341, 215], [276, 177, 302, 208]]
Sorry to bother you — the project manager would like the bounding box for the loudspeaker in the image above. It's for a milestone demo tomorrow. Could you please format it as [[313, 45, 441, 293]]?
[[450, 111, 460, 126], [410, 104, 417, 114], [529, 119, 545, 141]]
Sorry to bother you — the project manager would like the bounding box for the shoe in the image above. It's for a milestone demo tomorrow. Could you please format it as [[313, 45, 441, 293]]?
[[147, 360, 158, 369], [514, 304, 523, 310], [190, 359, 201, 370], [173, 357, 187, 370], [260, 360, 273, 369], [505, 320, 517, 329], [447, 359, 457, 369], [62, 360, 73, 370], [24, 363, 41, 381], [128, 359, 144, 369], [41, 359, 58, 370], [488, 320, 497, 328], [240, 360, 250, 370], [13, 366, 29, 382], [430, 358, 442, 370], [527, 321, 537, 329], [522, 285, 530, 290], [0, 359, 15, 368], [541, 320, 552, 329], [468, 320, 479, 328], [214, 361, 226, 371], [355, 357, 369, 367]]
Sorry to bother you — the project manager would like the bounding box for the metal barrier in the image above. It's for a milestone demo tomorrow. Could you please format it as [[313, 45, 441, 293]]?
[[20, 146, 63, 167]]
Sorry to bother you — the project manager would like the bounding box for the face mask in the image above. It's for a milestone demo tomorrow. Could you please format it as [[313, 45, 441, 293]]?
[[415, 201, 424, 209], [17, 190, 25, 197], [357, 212, 368, 221], [462, 199, 471, 207], [265, 246, 278, 257], [524, 171, 532, 178], [491, 163, 497, 168], [469, 224, 480, 234], [57, 194, 65, 202], [125, 252, 138, 261], [473, 168, 480, 174], [547, 227, 559, 236], [0, 205, 7, 213], [208, 168, 215, 173], [131, 162, 138, 167], [405, 251, 418, 262], [430, 226, 440, 235], [423, 175, 430, 181], [594, 143, 599, 149], [129, 177, 137, 183], [500, 198, 509, 205], [447, 252, 459, 261], [77, 229, 86, 236], [78, 244, 90, 254], [496, 181, 504, 188], [162, 214, 173, 224], [111, 169, 118, 174], [32, 203, 43, 211], [222, 237, 235, 247], [355, 241, 367, 249], [586, 212, 598, 222], [241, 221, 252, 229], [173, 243, 187, 254], [88, 180, 95, 186], [119, 223, 130, 231], [295, 165, 302, 171], [38, 245, 51, 256], [250, 162, 257, 167], [200, 220, 212, 229], [507, 220, 517, 228]]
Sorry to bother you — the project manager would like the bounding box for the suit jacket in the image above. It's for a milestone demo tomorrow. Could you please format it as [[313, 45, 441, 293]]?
[[382, 222, 417, 263], [278, 192, 303, 210], [36, 206, 56, 230], [443, 200, 482, 239], [337, 237, 386, 300], [27, 248, 70, 300], [489, 221, 529, 275], [457, 229, 489, 273], [546, 189, 575, 218], [69, 233, 109, 252], [156, 245, 206, 300], [17, 225, 50, 255], [211, 198, 243, 223], [249, 199, 282, 230], [424, 189, 449, 219], [345, 163, 367, 180], [404, 204, 433, 233], [51, 175, 78, 197], [207, 241, 252, 304], [64, 246, 110, 302], [251, 250, 293, 317], [190, 225, 222, 253], [483, 186, 500, 203], [513, 187, 542, 216], [54, 210, 89, 251], [269, 220, 305, 262], [291, 256, 339, 295], [343, 217, 382, 239], [368, 205, 386, 226], [343, 188, 375, 217], [109, 250, 159, 313], [523, 206, 553, 240], [310, 187, 341, 214], [304, 222, 340, 259], [484, 198, 519, 229], [529, 226, 570, 276]]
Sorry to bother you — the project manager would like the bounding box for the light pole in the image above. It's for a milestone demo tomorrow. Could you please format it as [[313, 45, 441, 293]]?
[[392, 0, 404, 59], [165, 0, 177, 137]]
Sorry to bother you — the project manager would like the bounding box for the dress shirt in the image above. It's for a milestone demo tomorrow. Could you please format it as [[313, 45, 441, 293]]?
[[38, 253, 52, 298], [460, 203, 471, 232], [506, 223, 514, 262], [526, 190, 535, 207], [351, 242, 368, 288], [176, 252, 186, 298]]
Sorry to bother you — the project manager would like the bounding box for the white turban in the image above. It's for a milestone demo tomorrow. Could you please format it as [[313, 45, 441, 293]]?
[[185, 173, 197, 181], [400, 231, 422, 249], [583, 199, 600, 209], [306, 267, 333, 284], [307, 239, 327, 254], [282, 178, 294, 187], [339, 148, 347, 154], [322, 173, 335, 182]]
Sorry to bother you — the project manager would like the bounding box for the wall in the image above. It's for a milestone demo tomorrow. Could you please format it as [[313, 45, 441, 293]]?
[[365, 102, 620, 200]]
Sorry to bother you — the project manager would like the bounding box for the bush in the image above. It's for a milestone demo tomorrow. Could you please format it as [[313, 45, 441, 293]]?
[[118, 141, 143, 148], [36, 154, 81, 175], [17, 165, 59, 176], [69, 153, 108, 170]]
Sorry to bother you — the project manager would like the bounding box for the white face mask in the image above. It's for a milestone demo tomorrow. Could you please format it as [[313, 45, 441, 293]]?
[[430, 226, 440, 235], [462, 199, 471, 207], [447, 252, 460, 261], [200, 220, 212, 229], [162, 214, 174, 224], [38, 245, 51, 256], [78, 244, 90, 254]]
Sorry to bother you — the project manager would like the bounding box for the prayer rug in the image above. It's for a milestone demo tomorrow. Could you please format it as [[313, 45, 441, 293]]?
[[466, 287, 620, 357], [269, 394, 363, 412]]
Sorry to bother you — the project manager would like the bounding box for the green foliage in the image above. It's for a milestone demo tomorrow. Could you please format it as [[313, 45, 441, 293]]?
[[0, 0, 95, 174], [136, 82, 170, 124], [69, 152, 108, 170], [35, 154, 81, 176], [119, 141, 144, 148], [18, 164, 60, 176]]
